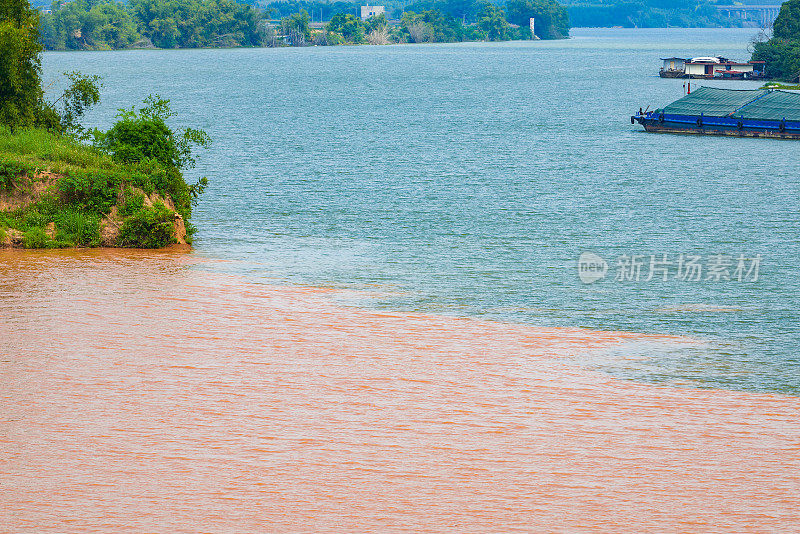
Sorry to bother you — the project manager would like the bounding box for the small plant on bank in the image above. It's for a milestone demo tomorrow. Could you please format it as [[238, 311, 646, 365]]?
[[22, 227, 49, 248], [119, 186, 146, 217], [118, 202, 176, 248]]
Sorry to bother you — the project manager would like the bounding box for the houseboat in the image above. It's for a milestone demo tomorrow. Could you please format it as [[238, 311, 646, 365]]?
[[631, 86, 800, 139], [660, 57, 766, 79]]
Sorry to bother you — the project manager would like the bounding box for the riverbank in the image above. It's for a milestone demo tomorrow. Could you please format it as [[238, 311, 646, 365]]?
[[0, 128, 192, 248], [2, 249, 798, 532]]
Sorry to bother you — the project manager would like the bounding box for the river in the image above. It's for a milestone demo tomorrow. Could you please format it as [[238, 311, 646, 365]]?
[[1, 28, 799, 532]]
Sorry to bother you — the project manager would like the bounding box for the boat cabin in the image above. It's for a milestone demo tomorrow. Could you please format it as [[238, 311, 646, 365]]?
[[661, 57, 686, 73], [660, 56, 765, 79]]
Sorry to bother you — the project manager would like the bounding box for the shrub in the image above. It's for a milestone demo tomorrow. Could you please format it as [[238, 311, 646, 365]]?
[[58, 170, 122, 214], [53, 208, 100, 246], [22, 227, 49, 248], [118, 202, 175, 248], [0, 161, 24, 188], [0, 96, 209, 249], [118, 187, 146, 217], [102, 95, 209, 170], [23, 209, 48, 229]]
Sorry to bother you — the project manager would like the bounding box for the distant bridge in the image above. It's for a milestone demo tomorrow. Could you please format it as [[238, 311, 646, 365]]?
[[716, 5, 782, 27]]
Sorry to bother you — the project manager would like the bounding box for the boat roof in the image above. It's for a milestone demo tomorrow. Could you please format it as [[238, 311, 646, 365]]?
[[690, 56, 722, 63], [731, 90, 800, 121], [662, 87, 800, 121], [663, 87, 768, 117]]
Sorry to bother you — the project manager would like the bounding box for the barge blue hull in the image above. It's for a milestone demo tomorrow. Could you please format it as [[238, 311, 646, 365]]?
[[632, 112, 800, 139]]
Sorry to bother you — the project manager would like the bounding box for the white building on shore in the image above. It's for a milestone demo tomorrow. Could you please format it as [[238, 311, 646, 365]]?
[[360, 5, 385, 20]]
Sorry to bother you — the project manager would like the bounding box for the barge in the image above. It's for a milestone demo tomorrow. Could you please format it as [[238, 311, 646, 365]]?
[[632, 87, 800, 139]]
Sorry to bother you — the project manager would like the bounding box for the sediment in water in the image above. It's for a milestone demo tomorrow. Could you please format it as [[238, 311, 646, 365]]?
[[1, 250, 798, 533]]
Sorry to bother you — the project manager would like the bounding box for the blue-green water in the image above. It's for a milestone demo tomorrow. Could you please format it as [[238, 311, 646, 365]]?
[[44, 28, 800, 395]]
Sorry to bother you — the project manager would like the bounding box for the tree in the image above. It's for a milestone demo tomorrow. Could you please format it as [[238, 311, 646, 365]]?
[[53, 71, 102, 135], [774, 0, 800, 40], [401, 9, 463, 43], [0, 0, 56, 128], [363, 12, 387, 34], [102, 95, 210, 170], [506, 0, 569, 39], [406, 21, 433, 42], [403, 0, 481, 23], [281, 9, 311, 45], [750, 0, 800, 81], [752, 38, 800, 81], [326, 13, 365, 43], [476, 3, 511, 41], [39, 1, 139, 51], [365, 14, 390, 45]]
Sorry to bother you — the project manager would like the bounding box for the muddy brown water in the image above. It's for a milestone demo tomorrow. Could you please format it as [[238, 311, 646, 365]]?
[[1, 250, 798, 532]]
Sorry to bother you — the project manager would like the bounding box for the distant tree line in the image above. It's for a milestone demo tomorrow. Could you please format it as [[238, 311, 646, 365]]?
[[39, 0, 269, 49], [38, 0, 569, 49], [751, 0, 800, 81], [279, 0, 568, 46], [265, 0, 568, 38], [563, 0, 755, 28], [258, 0, 364, 20]]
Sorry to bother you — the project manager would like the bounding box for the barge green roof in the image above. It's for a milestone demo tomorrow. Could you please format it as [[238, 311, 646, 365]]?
[[661, 87, 800, 121], [662, 87, 768, 117], [731, 90, 800, 121]]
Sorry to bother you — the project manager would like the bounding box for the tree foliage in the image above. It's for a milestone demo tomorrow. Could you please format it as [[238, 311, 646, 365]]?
[[752, 39, 800, 81], [364, 12, 387, 33], [774, 0, 800, 40], [506, 0, 569, 39], [102, 95, 210, 170], [565, 0, 742, 29], [0, 0, 52, 128], [262, 0, 357, 21], [401, 9, 465, 42], [476, 4, 511, 41], [54, 71, 102, 135], [39, 0, 267, 50], [281, 8, 311, 45], [36, 0, 573, 51], [326, 13, 365, 42], [39, 0, 138, 50], [750, 0, 800, 81], [403, 0, 485, 24]]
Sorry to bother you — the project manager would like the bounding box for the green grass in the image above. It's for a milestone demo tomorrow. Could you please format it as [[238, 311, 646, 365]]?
[[0, 126, 193, 248], [0, 126, 116, 176], [761, 83, 800, 90]]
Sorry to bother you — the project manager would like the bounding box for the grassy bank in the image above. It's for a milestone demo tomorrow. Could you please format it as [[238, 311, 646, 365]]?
[[761, 83, 800, 90], [0, 127, 195, 249]]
